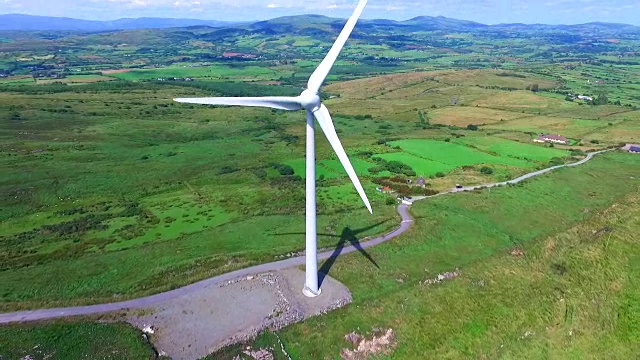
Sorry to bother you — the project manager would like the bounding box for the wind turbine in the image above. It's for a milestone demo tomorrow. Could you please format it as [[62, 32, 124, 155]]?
[[175, 0, 371, 297]]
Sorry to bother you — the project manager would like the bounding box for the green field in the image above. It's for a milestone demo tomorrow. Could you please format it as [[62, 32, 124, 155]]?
[[374, 151, 457, 176], [373, 139, 539, 177], [454, 136, 571, 161], [109, 64, 282, 81], [0, 321, 155, 359]]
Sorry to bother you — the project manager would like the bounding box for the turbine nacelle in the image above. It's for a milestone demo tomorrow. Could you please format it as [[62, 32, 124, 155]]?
[[298, 89, 321, 112]]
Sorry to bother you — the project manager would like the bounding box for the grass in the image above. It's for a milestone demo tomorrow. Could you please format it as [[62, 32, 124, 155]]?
[[374, 151, 456, 176], [380, 139, 536, 173], [454, 136, 571, 162], [109, 64, 281, 81], [214, 151, 640, 359], [0, 320, 155, 359], [428, 107, 525, 126], [484, 116, 615, 139], [0, 83, 400, 311]]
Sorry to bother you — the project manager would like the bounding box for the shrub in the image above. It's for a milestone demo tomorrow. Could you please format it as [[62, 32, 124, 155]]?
[[218, 166, 239, 175], [272, 163, 295, 176], [385, 197, 396, 205], [253, 168, 267, 179], [466, 124, 479, 131], [480, 166, 494, 175], [435, 172, 445, 178]]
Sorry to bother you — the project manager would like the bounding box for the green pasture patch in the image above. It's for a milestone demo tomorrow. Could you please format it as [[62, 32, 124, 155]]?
[[387, 139, 535, 169], [0, 321, 155, 359], [286, 159, 341, 179], [374, 152, 456, 176], [109, 64, 278, 81], [454, 136, 570, 162], [320, 158, 379, 177], [283, 156, 380, 180]]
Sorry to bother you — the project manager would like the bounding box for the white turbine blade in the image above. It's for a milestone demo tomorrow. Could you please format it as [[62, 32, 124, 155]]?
[[174, 96, 303, 111], [313, 104, 372, 214], [307, 0, 367, 93]]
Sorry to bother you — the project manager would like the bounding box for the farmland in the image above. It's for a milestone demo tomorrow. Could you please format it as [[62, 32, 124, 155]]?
[[1, 12, 640, 359]]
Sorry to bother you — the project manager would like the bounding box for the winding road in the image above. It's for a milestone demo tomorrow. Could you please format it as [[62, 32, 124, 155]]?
[[0, 150, 611, 324]]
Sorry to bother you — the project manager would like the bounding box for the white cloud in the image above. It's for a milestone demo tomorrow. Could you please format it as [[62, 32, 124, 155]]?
[[173, 0, 200, 7]]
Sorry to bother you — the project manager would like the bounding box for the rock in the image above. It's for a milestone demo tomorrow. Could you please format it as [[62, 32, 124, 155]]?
[[510, 248, 524, 256], [341, 328, 396, 360], [344, 331, 363, 345], [243, 348, 274, 360], [142, 325, 155, 334]]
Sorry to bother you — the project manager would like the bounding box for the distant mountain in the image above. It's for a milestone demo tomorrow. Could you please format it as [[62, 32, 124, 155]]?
[[0, 12, 638, 36], [0, 14, 234, 31], [401, 16, 488, 30]]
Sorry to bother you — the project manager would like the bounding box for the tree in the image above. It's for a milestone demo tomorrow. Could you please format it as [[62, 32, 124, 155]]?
[[480, 166, 494, 175], [530, 83, 539, 92], [417, 110, 430, 129], [593, 93, 609, 106]]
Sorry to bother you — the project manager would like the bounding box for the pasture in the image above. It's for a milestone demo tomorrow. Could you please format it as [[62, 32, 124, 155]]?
[[373, 139, 542, 177], [107, 63, 285, 81], [453, 136, 571, 162], [0, 82, 399, 310], [0, 321, 155, 359]]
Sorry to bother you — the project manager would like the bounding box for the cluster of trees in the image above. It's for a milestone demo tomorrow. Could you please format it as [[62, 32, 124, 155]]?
[[416, 110, 430, 129], [271, 163, 294, 176], [479, 166, 494, 175], [592, 93, 609, 106]]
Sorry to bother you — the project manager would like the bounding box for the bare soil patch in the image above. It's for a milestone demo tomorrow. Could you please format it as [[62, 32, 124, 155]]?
[[127, 268, 351, 360], [341, 328, 397, 360]]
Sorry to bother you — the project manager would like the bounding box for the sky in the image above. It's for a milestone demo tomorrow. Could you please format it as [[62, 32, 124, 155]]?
[[1, 0, 639, 25]]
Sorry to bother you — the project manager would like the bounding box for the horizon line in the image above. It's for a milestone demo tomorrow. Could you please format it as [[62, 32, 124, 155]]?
[[0, 12, 638, 28]]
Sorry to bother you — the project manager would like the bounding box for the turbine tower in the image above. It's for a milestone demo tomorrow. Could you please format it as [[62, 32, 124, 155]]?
[[175, 0, 371, 297]]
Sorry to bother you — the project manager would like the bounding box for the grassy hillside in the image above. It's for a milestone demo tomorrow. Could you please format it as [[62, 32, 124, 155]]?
[[214, 152, 640, 358]]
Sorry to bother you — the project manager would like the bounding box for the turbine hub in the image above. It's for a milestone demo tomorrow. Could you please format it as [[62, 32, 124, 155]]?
[[299, 89, 321, 112]]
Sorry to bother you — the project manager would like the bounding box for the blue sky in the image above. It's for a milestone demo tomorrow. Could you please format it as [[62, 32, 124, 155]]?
[[1, 0, 639, 25]]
